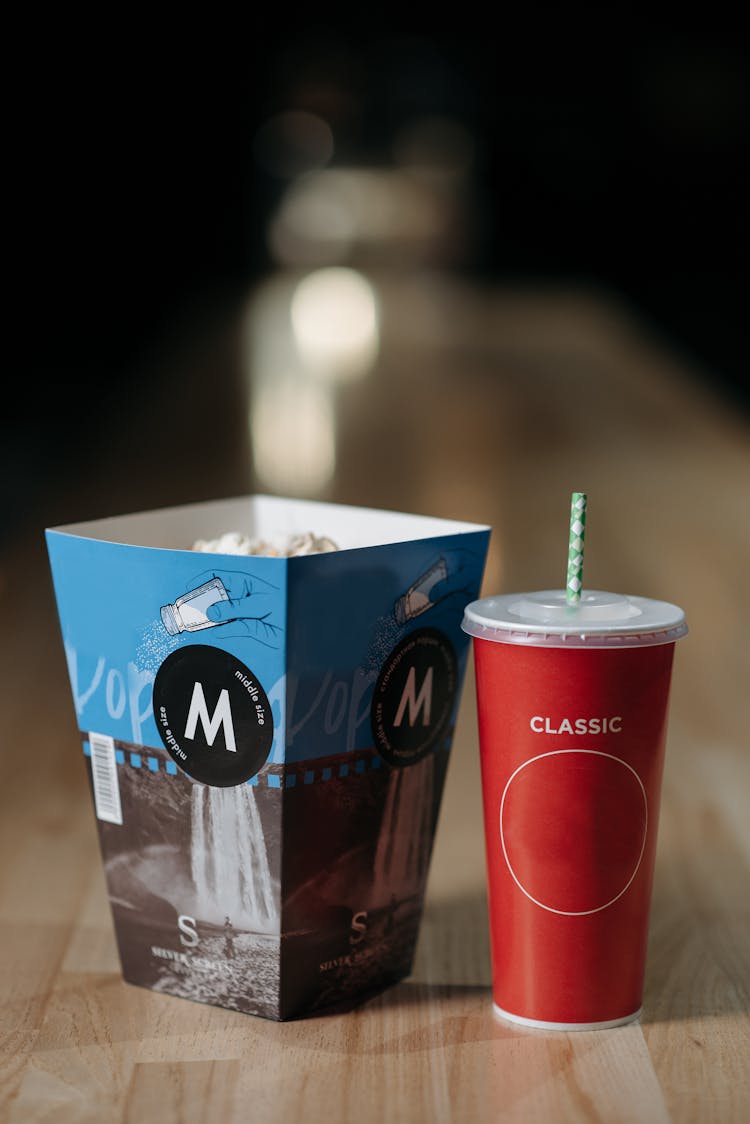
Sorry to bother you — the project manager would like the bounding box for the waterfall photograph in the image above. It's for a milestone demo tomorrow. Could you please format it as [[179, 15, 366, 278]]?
[[90, 733, 450, 1020], [190, 785, 279, 932], [97, 750, 284, 1019], [372, 753, 436, 907]]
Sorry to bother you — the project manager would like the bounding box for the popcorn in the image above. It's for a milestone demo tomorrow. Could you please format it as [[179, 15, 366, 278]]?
[[192, 531, 339, 557]]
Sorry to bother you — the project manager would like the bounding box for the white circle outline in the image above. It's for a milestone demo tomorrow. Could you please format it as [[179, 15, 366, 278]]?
[[499, 749, 648, 916]]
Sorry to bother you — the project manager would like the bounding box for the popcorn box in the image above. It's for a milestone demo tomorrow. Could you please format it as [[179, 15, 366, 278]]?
[[46, 495, 490, 1020]]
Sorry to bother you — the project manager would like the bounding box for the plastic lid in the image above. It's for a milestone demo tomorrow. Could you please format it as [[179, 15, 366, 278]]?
[[462, 589, 688, 648]]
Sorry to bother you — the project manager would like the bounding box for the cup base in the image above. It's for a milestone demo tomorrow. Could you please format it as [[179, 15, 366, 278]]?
[[493, 1003, 642, 1032]]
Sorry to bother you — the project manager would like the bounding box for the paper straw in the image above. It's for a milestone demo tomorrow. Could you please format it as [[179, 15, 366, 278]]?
[[566, 492, 588, 603]]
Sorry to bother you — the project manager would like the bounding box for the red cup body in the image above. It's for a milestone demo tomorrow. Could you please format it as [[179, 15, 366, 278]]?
[[473, 638, 676, 1027]]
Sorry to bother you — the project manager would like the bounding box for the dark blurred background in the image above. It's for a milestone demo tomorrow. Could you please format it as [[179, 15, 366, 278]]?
[[5, 23, 748, 543]]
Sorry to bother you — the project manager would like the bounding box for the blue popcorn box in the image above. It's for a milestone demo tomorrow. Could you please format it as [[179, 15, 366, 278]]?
[[46, 494, 490, 1019]]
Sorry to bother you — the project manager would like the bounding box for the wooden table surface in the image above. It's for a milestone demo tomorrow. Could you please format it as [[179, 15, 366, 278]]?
[[1, 276, 749, 1122]]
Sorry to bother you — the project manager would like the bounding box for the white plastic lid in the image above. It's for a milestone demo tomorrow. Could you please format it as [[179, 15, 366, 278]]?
[[462, 589, 688, 648]]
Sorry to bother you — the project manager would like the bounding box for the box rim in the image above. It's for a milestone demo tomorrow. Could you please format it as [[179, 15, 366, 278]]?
[[45, 493, 491, 554]]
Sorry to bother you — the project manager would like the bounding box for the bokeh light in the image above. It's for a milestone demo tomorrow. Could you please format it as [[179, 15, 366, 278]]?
[[251, 374, 336, 495], [268, 168, 449, 266], [291, 268, 379, 381]]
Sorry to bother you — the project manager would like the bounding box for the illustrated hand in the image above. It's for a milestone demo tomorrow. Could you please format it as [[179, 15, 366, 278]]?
[[394, 548, 483, 624], [192, 568, 283, 648], [426, 548, 483, 606]]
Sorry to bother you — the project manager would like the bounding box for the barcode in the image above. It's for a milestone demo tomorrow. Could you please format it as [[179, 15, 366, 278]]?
[[89, 732, 123, 825]]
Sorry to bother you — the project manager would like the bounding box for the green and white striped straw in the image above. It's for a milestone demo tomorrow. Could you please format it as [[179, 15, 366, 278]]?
[[566, 492, 588, 604]]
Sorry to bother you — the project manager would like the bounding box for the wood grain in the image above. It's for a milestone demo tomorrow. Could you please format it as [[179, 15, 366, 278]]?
[[1, 281, 748, 1122]]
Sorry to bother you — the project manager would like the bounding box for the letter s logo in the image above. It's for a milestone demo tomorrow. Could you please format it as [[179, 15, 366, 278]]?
[[350, 910, 368, 945], [178, 914, 199, 947]]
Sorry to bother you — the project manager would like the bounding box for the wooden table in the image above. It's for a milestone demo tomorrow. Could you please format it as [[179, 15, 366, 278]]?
[[2, 277, 748, 1122]]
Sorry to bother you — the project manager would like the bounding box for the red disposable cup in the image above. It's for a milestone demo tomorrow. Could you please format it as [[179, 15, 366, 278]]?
[[462, 589, 688, 1030]]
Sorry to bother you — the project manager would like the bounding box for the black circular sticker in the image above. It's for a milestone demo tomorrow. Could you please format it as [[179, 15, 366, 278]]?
[[153, 645, 273, 786], [371, 628, 458, 767]]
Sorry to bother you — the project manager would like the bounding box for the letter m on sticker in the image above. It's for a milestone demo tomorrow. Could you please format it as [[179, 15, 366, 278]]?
[[184, 682, 237, 752], [393, 666, 433, 728]]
